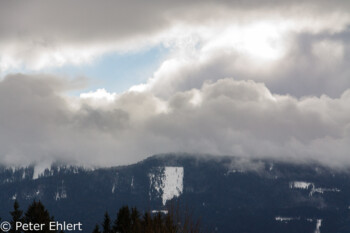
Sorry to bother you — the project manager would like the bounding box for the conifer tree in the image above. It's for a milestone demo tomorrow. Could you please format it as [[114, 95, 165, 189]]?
[[164, 211, 177, 233], [130, 207, 141, 233], [92, 224, 101, 233], [9, 200, 23, 233], [142, 212, 153, 233], [23, 200, 56, 233], [153, 212, 163, 233], [102, 212, 111, 233], [93, 204, 202, 233], [113, 206, 131, 233]]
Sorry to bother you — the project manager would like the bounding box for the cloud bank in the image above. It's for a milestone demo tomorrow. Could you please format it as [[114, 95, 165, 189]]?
[[1, 1, 350, 168], [1, 1, 350, 75], [1, 74, 350, 168]]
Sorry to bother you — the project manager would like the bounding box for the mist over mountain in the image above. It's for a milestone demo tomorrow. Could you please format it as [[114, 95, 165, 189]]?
[[0, 154, 350, 233]]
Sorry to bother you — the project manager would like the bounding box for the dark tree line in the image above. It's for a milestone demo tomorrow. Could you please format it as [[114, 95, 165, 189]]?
[[1, 201, 202, 233], [93, 204, 202, 233], [2, 200, 63, 233]]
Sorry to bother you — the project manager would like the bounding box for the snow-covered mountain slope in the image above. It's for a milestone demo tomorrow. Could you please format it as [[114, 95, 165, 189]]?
[[0, 154, 350, 233], [149, 166, 184, 205]]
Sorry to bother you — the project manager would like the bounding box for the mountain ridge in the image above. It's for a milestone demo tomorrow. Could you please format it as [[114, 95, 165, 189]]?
[[0, 153, 350, 232]]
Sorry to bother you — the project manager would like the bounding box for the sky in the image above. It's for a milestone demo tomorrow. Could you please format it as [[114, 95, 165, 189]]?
[[1, 0, 350, 168]]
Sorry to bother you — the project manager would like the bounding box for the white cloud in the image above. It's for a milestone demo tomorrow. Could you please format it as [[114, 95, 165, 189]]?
[[1, 74, 350, 168], [80, 89, 118, 108], [312, 40, 344, 65], [2, 1, 350, 169], [1, 0, 350, 72], [129, 21, 350, 98]]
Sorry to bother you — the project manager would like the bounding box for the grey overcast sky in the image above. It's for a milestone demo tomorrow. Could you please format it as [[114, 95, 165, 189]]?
[[1, 0, 350, 168]]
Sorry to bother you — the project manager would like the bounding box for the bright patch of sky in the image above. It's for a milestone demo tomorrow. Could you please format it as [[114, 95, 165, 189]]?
[[52, 45, 168, 95], [0, 45, 168, 95]]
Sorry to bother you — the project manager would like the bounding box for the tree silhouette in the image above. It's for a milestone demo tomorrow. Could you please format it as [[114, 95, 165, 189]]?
[[102, 212, 112, 233], [92, 224, 101, 233], [93, 203, 202, 233], [113, 206, 131, 233], [10, 200, 23, 233], [23, 200, 56, 233], [130, 207, 141, 233]]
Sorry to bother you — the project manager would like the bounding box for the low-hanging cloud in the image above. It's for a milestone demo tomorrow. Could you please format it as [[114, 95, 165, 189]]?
[[1, 74, 350, 168]]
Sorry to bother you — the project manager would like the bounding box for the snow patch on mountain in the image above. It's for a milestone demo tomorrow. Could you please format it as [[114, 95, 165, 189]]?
[[289, 181, 340, 196], [112, 183, 116, 194], [131, 176, 134, 189], [3, 178, 14, 184], [54, 181, 67, 201], [23, 188, 43, 200], [33, 163, 52, 179], [315, 219, 322, 233], [151, 210, 168, 214], [275, 216, 299, 222], [149, 166, 184, 205], [275, 216, 323, 232], [11, 193, 17, 200], [289, 181, 313, 189], [310, 187, 340, 196], [225, 169, 244, 175], [163, 167, 184, 205], [111, 172, 118, 194]]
